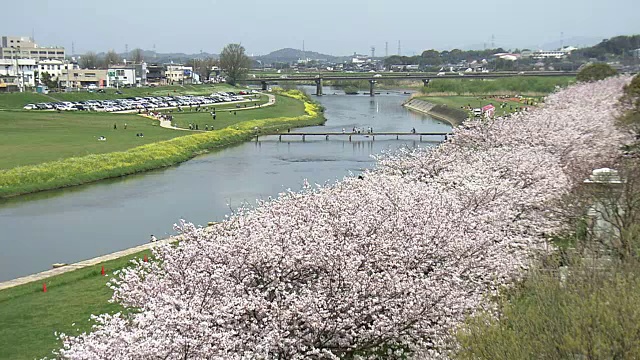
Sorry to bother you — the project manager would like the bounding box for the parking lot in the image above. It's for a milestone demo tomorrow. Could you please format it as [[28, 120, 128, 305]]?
[[22, 90, 260, 113]]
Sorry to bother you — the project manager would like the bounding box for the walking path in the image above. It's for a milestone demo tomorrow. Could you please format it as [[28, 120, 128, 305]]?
[[141, 93, 276, 131], [0, 235, 181, 291]]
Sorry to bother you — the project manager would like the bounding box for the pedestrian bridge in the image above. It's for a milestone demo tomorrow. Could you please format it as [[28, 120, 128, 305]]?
[[256, 131, 452, 142]]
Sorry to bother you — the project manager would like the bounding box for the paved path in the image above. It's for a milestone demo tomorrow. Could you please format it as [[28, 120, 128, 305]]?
[[0, 235, 181, 291], [141, 93, 276, 131]]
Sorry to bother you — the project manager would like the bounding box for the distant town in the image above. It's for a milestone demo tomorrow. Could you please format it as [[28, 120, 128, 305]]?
[[1, 34, 639, 93]]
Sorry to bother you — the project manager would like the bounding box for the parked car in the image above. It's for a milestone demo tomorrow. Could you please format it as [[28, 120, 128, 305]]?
[[23, 104, 37, 110]]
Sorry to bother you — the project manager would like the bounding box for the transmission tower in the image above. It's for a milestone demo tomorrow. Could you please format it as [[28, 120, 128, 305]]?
[[398, 40, 401, 56], [371, 46, 375, 59], [385, 41, 388, 57], [491, 34, 495, 48]]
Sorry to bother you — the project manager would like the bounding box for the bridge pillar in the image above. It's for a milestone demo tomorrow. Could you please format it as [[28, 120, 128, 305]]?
[[261, 81, 267, 91], [422, 79, 430, 86], [315, 78, 323, 96], [369, 80, 376, 96]]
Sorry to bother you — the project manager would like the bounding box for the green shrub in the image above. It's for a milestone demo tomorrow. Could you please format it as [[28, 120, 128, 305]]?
[[576, 63, 618, 82], [455, 263, 640, 360]]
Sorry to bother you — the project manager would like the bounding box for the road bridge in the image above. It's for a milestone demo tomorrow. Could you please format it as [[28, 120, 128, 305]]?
[[243, 71, 578, 96]]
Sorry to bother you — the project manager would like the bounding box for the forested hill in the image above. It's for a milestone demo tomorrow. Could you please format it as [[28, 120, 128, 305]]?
[[572, 35, 640, 60], [256, 48, 347, 64]]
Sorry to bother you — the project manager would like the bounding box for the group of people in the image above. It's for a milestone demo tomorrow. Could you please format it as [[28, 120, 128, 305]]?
[[345, 127, 375, 134], [148, 111, 174, 123]]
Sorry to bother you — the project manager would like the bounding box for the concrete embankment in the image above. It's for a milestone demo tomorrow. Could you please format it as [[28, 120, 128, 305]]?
[[0, 235, 180, 291], [403, 99, 468, 127]]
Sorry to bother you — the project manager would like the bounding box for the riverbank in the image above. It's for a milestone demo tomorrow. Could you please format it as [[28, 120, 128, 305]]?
[[0, 90, 324, 198], [403, 98, 468, 127], [0, 244, 158, 360]]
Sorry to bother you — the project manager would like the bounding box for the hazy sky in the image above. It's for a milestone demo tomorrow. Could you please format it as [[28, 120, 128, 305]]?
[[5, 0, 639, 56]]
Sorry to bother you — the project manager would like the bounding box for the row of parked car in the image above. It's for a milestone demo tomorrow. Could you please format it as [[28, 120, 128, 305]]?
[[23, 90, 259, 112]]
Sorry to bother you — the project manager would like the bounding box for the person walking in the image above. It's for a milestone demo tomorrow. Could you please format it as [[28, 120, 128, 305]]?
[[150, 235, 157, 242]]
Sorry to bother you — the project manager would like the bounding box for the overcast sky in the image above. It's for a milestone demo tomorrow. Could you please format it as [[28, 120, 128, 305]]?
[[4, 0, 639, 56]]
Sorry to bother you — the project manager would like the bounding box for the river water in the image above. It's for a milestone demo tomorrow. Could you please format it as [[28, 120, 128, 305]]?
[[0, 87, 451, 282]]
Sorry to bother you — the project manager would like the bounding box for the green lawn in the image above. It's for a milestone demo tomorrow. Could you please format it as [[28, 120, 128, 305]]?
[[171, 94, 304, 131], [0, 111, 187, 169], [417, 95, 534, 117], [0, 251, 152, 360], [0, 95, 276, 170]]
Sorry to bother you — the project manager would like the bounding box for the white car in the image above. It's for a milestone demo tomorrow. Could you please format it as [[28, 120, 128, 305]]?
[[23, 104, 37, 110], [373, 74, 382, 78], [437, 72, 446, 76]]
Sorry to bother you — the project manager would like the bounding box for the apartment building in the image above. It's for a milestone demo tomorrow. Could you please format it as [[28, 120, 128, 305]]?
[[1, 36, 65, 61], [0, 58, 37, 88]]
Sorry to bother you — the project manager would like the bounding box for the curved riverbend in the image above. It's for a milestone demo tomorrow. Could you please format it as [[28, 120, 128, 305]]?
[[0, 88, 451, 281]]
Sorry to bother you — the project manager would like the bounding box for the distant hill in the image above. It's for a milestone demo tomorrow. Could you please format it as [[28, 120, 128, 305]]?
[[570, 35, 640, 60], [256, 48, 349, 64], [73, 50, 219, 64], [539, 36, 602, 50]]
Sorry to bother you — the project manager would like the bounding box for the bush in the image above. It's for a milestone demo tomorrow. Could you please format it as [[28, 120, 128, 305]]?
[[421, 76, 575, 95], [343, 86, 359, 95], [577, 63, 618, 82], [455, 264, 640, 360]]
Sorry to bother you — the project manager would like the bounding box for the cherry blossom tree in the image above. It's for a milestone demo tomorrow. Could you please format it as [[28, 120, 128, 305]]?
[[57, 77, 634, 359]]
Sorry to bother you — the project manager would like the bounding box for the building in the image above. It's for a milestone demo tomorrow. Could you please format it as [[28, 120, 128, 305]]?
[[632, 49, 640, 58], [146, 63, 165, 84], [1, 36, 65, 61], [531, 47, 575, 60], [165, 64, 194, 84], [59, 69, 108, 88], [165, 64, 185, 84], [37, 59, 70, 81], [0, 58, 37, 89]]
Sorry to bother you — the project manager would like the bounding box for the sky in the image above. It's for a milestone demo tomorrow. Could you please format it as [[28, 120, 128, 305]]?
[[4, 0, 640, 56]]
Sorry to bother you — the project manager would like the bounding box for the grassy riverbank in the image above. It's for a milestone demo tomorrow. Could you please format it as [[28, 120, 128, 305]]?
[[421, 76, 575, 96], [0, 90, 324, 198], [0, 251, 151, 360], [417, 95, 533, 118]]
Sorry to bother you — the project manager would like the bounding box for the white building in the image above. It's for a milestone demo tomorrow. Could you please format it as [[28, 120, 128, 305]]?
[[0, 58, 37, 89], [165, 64, 194, 84], [108, 66, 137, 87], [531, 47, 575, 59], [37, 59, 70, 80]]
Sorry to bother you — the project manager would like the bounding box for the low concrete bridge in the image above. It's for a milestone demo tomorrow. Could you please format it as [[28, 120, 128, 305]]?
[[257, 131, 452, 142], [244, 71, 578, 96]]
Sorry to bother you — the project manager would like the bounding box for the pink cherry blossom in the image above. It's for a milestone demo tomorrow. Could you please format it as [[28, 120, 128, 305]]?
[[57, 77, 634, 359]]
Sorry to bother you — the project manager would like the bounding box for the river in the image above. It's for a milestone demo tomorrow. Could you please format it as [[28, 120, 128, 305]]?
[[0, 87, 451, 282]]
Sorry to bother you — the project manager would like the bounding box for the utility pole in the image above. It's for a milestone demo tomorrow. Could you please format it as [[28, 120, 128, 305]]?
[[561, 31, 564, 49]]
